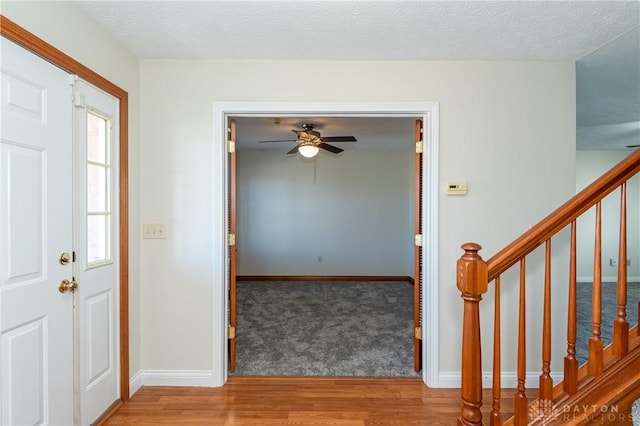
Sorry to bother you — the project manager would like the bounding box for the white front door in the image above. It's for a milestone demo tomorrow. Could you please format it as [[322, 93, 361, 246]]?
[[1, 39, 120, 426], [73, 80, 120, 425], [0, 37, 75, 425]]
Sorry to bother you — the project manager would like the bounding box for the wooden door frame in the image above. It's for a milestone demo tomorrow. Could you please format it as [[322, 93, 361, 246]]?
[[212, 102, 440, 387], [413, 118, 423, 372], [1, 16, 131, 404], [227, 119, 237, 372]]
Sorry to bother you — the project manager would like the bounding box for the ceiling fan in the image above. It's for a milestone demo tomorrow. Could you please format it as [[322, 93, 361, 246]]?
[[258, 123, 357, 158]]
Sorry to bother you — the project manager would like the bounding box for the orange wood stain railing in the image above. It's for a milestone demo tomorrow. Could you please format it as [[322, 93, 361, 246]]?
[[457, 149, 640, 425]]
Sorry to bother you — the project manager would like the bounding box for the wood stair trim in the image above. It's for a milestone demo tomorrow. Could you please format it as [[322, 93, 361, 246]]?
[[528, 343, 640, 425], [507, 328, 639, 422], [457, 151, 640, 426], [550, 324, 640, 402], [501, 330, 640, 426]]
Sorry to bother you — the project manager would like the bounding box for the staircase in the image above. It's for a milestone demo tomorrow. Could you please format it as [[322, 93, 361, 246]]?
[[457, 150, 640, 425]]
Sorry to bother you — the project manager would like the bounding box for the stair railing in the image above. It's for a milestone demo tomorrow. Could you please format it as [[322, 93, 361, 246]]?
[[457, 149, 640, 425]]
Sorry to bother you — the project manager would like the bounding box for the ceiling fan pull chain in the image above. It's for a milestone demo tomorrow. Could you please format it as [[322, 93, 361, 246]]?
[[314, 156, 318, 185]]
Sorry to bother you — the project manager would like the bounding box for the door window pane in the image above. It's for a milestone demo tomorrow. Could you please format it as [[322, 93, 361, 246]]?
[[86, 111, 111, 265], [87, 164, 107, 212], [87, 214, 108, 263], [87, 113, 107, 163]]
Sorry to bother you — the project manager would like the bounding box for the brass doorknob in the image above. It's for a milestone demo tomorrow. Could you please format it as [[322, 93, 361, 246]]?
[[59, 279, 78, 293]]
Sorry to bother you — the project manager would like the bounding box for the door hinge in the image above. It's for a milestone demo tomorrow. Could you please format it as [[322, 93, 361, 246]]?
[[68, 74, 79, 86], [415, 140, 423, 154], [227, 140, 235, 153], [73, 90, 86, 108], [414, 326, 423, 340], [414, 234, 423, 247], [228, 233, 236, 246], [228, 325, 236, 339]]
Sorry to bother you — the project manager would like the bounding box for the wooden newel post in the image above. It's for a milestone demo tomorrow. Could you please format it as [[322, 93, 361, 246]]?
[[457, 242, 489, 426]]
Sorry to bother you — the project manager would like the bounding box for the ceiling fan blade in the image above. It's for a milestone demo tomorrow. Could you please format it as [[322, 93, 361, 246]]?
[[319, 136, 357, 143], [318, 143, 344, 154], [258, 139, 297, 143], [286, 144, 301, 155]]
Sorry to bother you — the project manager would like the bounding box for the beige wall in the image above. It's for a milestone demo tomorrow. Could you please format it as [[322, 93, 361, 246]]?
[[140, 59, 575, 382], [236, 149, 415, 276], [2, 1, 143, 379]]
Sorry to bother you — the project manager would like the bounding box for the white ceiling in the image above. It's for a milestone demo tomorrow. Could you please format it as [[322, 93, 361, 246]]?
[[577, 26, 639, 150], [73, 0, 640, 151], [75, 1, 637, 61]]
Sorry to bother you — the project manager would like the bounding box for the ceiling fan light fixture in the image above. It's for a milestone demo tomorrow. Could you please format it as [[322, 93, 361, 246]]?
[[298, 144, 319, 158], [258, 122, 355, 156]]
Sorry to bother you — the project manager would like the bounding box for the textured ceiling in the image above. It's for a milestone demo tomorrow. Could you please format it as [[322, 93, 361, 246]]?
[[75, 1, 638, 61], [73, 0, 640, 151]]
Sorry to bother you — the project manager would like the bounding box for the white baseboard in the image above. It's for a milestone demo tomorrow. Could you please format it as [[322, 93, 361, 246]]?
[[438, 371, 563, 389], [131, 369, 566, 391], [578, 276, 640, 283], [133, 369, 216, 387], [129, 370, 143, 396]]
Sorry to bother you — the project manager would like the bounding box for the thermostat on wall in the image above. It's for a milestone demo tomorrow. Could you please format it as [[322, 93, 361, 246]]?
[[446, 181, 467, 195]]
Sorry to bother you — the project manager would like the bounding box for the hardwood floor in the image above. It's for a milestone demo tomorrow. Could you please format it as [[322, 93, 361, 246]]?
[[104, 376, 515, 425]]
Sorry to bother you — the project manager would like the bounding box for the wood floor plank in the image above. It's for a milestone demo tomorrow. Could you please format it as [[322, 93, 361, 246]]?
[[105, 377, 515, 425]]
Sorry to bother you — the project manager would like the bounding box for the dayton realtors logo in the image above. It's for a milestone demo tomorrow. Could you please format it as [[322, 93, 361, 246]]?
[[529, 400, 632, 424]]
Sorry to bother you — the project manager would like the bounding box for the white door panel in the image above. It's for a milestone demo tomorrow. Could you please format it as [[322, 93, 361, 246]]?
[[74, 80, 119, 425], [1, 37, 74, 426]]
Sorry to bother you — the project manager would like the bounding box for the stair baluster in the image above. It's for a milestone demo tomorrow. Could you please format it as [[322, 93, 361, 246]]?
[[539, 240, 553, 404], [514, 259, 528, 425], [614, 182, 629, 358], [491, 277, 503, 426], [564, 220, 579, 396], [588, 202, 604, 377]]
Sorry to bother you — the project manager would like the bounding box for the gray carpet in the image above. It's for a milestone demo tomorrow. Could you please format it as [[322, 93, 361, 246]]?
[[576, 281, 640, 364], [232, 280, 419, 377]]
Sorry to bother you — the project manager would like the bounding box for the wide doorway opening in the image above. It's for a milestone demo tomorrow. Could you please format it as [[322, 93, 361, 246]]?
[[231, 116, 419, 377], [211, 102, 440, 387]]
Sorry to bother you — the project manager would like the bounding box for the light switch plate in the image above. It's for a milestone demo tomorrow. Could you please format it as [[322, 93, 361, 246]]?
[[143, 223, 166, 239]]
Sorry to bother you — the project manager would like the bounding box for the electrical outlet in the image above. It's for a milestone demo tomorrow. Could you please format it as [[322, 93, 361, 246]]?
[[609, 258, 631, 267], [317, 256, 323, 263]]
